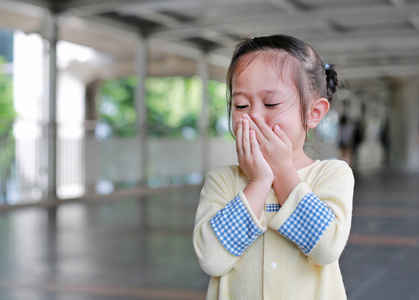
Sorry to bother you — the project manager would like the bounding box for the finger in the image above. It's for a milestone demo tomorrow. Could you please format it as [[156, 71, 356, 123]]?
[[250, 114, 278, 142], [249, 129, 260, 154], [242, 114, 268, 145], [236, 119, 243, 156], [273, 124, 292, 148], [242, 119, 251, 157]]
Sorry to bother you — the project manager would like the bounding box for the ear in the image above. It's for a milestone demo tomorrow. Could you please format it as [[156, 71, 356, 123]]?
[[307, 98, 330, 129]]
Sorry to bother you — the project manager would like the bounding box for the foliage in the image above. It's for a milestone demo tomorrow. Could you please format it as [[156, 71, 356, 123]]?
[[146, 76, 201, 137], [97, 75, 137, 137], [0, 56, 16, 198], [97, 75, 229, 138], [207, 80, 229, 137], [0, 56, 15, 136]]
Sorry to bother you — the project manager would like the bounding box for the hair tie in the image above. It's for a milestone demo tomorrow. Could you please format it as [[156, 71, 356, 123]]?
[[324, 63, 330, 71]]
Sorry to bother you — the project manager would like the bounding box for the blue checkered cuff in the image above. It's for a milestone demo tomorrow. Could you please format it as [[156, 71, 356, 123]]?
[[279, 192, 335, 255], [266, 203, 280, 212], [210, 195, 264, 257]]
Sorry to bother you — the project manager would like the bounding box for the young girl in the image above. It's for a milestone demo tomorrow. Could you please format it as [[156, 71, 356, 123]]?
[[193, 34, 354, 300]]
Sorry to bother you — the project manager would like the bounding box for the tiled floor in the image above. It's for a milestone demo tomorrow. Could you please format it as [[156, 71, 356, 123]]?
[[341, 170, 419, 300], [0, 169, 418, 300]]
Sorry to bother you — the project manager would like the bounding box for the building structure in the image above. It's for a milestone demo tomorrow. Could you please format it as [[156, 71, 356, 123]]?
[[0, 0, 418, 205]]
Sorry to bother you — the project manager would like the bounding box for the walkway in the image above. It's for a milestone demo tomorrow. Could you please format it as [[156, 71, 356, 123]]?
[[0, 169, 418, 300]]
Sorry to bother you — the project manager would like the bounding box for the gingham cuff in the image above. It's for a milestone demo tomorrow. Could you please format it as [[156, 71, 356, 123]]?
[[278, 192, 335, 255], [266, 203, 281, 212], [210, 195, 264, 257]]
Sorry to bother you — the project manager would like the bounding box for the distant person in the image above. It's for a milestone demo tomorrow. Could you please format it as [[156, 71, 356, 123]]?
[[338, 114, 356, 166], [379, 118, 390, 165], [352, 107, 366, 169], [193, 34, 354, 300]]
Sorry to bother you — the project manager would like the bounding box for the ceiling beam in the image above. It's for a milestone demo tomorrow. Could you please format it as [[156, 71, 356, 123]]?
[[268, 0, 300, 13], [59, 0, 141, 15], [388, 0, 406, 10], [409, 14, 419, 32], [310, 34, 419, 54], [2, 0, 51, 9], [342, 63, 419, 80], [149, 2, 419, 36], [119, 5, 181, 28]]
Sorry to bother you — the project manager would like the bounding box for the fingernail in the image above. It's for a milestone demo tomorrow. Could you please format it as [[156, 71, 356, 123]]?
[[252, 114, 257, 118], [274, 125, 280, 131]]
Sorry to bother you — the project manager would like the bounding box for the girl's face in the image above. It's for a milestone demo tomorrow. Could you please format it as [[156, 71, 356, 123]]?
[[231, 54, 306, 151]]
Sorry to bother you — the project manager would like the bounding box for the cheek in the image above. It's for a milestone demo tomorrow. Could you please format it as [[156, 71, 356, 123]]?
[[265, 113, 283, 130], [231, 112, 243, 133], [267, 110, 304, 137]]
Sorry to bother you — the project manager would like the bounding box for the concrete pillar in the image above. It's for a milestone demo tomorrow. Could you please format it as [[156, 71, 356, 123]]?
[[389, 77, 419, 171], [198, 51, 210, 176], [135, 34, 149, 185], [84, 80, 101, 195], [44, 13, 59, 200]]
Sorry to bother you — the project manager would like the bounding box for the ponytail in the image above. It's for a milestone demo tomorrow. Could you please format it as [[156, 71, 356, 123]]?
[[325, 63, 338, 102]]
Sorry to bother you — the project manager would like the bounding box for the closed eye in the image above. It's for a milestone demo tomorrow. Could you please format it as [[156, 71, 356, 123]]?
[[235, 105, 248, 110], [265, 103, 280, 108]]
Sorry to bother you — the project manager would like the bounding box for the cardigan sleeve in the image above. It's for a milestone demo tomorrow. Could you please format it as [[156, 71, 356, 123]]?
[[269, 160, 354, 266], [193, 166, 267, 276]]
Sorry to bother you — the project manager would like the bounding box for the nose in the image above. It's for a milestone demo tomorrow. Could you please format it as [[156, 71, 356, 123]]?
[[248, 105, 265, 122], [248, 106, 258, 117]]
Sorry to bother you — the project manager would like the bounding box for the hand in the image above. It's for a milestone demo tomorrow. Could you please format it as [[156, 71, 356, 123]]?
[[243, 114, 294, 175], [243, 114, 301, 205], [236, 118, 274, 186], [236, 117, 274, 217]]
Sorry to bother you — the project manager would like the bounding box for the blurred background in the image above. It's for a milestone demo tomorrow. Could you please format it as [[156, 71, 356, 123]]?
[[0, 0, 418, 299]]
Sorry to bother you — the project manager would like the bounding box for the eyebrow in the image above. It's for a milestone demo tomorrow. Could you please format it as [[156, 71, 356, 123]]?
[[232, 89, 282, 98], [232, 91, 249, 98], [261, 89, 281, 96]]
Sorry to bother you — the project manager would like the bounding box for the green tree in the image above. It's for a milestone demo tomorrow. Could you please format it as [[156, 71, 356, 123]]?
[[0, 56, 16, 202], [0, 57, 15, 135], [207, 80, 229, 137], [146, 76, 201, 137], [97, 75, 137, 137], [97, 75, 228, 138]]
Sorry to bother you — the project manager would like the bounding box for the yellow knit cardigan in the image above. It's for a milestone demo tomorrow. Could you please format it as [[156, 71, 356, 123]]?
[[193, 160, 354, 300]]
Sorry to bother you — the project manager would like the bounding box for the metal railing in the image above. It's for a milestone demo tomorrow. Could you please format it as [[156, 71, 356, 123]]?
[[0, 119, 238, 206], [1, 120, 85, 205]]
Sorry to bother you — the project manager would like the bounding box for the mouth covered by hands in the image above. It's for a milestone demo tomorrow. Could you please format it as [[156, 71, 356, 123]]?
[[236, 116, 274, 186], [237, 114, 294, 183], [236, 113, 302, 210]]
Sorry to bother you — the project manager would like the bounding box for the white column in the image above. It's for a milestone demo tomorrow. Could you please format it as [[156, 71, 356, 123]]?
[[389, 77, 419, 171], [198, 51, 210, 176], [44, 13, 59, 200], [135, 34, 149, 185]]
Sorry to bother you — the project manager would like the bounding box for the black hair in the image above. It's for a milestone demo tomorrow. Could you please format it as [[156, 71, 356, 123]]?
[[226, 34, 338, 136]]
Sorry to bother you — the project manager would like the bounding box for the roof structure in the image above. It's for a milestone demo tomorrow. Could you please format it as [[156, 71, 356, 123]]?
[[1, 0, 419, 81]]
